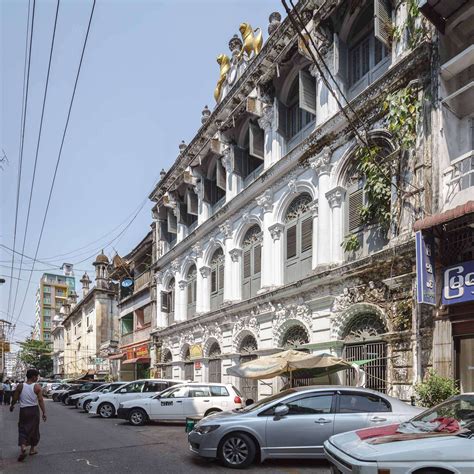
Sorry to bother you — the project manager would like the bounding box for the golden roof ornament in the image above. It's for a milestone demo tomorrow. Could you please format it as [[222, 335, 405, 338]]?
[[214, 54, 231, 103], [238, 23, 263, 60]]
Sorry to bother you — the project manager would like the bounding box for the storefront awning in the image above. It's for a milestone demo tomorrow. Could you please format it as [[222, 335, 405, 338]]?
[[413, 201, 474, 231], [108, 353, 125, 360], [122, 357, 150, 365]]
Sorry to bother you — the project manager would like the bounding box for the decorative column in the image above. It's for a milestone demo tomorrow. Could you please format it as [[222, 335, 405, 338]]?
[[310, 147, 332, 266], [154, 272, 166, 327], [272, 97, 285, 162], [256, 189, 274, 290], [194, 179, 211, 226], [199, 266, 211, 313], [176, 207, 187, 243], [268, 223, 285, 287], [192, 242, 205, 314], [176, 279, 187, 322], [326, 186, 346, 263], [220, 220, 234, 303], [258, 104, 274, 169], [222, 146, 242, 201], [229, 248, 242, 301], [309, 199, 319, 269]]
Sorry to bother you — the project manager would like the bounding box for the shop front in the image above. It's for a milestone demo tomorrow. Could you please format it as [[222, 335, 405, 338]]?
[[120, 343, 151, 381]]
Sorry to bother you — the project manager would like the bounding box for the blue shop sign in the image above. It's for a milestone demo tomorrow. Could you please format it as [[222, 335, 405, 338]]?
[[416, 231, 436, 305], [442, 260, 474, 305], [121, 278, 134, 288]]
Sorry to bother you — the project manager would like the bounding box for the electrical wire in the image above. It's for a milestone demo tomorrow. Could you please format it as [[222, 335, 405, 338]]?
[[13, 0, 97, 329], [6, 0, 35, 321], [12, 0, 61, 319]]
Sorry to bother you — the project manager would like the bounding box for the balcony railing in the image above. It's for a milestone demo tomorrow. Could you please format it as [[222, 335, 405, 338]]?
[[120, 332, 134, 346], [243, 164, 264, 188], [134, 270, 151, 292], [211, 196, 226, 215]]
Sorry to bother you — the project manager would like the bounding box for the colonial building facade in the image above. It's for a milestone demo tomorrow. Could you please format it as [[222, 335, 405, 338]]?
[[144, 0, 468, 400]]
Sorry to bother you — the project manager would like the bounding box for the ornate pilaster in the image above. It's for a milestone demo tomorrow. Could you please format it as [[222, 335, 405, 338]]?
[[326, 187, 346, 208], [257, 105, 273, 132], [171, 259, 180, 275], [310, 146, 332, 176], [221, 146, 233, 172], [154, 271, 164, 285], [229, 248, 242, 263], [191, 242, 203, 259], [178, 280, 187, 291], [309, 199, 319, 216], [256, 189, 273, 214], [268, 223, 285, 241], [200, 266, 211, 279], [219, 220, 233, 240]]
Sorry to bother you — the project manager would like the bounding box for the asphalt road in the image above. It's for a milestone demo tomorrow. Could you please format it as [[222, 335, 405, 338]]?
[[0, 400, 330, 474]]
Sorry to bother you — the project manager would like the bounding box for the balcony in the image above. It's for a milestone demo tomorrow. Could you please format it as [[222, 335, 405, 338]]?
[[134, 270, 151, 293], [211, 196, 226, 215], [120, 325, 151, 348]]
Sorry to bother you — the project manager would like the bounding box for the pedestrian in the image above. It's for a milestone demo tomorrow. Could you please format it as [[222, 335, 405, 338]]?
[[3, 380, 12, 405], [10, 369, 47, 462], [0, 382, 4, 405]]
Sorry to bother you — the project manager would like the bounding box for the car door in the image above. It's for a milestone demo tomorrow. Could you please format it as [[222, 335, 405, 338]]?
[[183, 386, 212, 417], [333, 391, 390, 435], [210, 385, 231, 411], [117, 381, 145, 403], [264, 391, 335, 457], [149, 385, 189, 420], [364, 393, 393, 426]]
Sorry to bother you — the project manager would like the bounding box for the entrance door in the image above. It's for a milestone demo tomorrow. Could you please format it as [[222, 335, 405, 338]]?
[[184, 362, 194, 381], [163, 364, 173, 379], [344, 342, 387, 392], [458, 337, 474, 392], [208, 358, 221, 383], [240, 355, 258, 402]]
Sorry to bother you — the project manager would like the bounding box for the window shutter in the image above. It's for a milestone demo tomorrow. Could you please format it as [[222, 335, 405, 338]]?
[[186, 189, 198, 216], [202, 178, 213, 203], [232, 146, 246, 176], [193, 279, 197, 303], [276, 99, 288, 139], [348, 189, 364, 232], [249, 122, 265, 160], [243, 250, 251, 278], [333, 33, 347, 81], [299, 69, 316, 115], [161, 291, 170, 312], [177, 201, 188, 225], [253, 244, 261, 274], [159, 220, 169, 241], [301, 217, 313, 253], [374, 0, 392, 48], [211, 268, 217, 293], [167, 208, 177, 234], [286, 225, 297, 259], [216, 158, 226, 190], [218, 263, 224, 290]]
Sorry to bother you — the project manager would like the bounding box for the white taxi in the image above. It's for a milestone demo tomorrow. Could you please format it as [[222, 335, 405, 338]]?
[[88, 379, 184, 418], [117, 383, 244, 426]]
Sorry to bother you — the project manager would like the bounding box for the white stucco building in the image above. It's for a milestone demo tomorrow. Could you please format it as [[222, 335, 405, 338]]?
[[146, 0, 462, 401]]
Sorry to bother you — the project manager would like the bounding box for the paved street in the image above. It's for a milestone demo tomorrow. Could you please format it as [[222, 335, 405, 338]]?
[[0, 400, 330, 474]]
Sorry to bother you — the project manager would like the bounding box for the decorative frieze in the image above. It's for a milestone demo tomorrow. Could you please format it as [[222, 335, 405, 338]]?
[[268, 223, 284, 241], [256, 189, 273, 213], [310, 146, 332, 175], [229, 248, 243, 262], [219, 220, 233, 239], [326, 186, 345, 208], [178, 280, 187, 291], [199, 266, 211, 279]]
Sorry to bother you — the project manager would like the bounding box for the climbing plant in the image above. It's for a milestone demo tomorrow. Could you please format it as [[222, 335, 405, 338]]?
[[392, 0, 430, 49]]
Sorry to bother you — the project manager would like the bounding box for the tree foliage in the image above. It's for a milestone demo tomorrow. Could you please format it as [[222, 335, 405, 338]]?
[[415, 370, 459, 408], [18, 338, 53, 377]]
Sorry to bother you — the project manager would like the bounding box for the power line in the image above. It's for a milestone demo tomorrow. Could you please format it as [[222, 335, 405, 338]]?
[[12, 0, 61, 319], [13, 0, 97, 328], [6, 0, 35, 321]]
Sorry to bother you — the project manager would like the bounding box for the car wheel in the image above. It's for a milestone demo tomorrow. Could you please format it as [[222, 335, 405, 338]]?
[[98, 402, 115, 418], [129, 408, 148, 426], [204, 408, 222, 417], [64, 397, 70, 405], [83, 400, 92, 412], [219, 433, 256, 469], [413, 470, 454, 474]]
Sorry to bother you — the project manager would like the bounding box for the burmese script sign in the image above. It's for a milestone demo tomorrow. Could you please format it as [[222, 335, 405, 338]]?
[[442, 260, 474, 305]]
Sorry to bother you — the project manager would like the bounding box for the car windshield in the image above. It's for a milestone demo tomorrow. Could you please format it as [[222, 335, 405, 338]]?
[[412, 395, 474, 432], [237, 389, 298, 413]]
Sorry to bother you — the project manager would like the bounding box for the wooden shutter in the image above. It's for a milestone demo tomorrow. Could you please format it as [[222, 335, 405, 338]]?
[[249, 122, 264, 160], [348, 189, 364, 231], [299, 69, 316, 115], [216, 158, 226, 190], [301, 217, 313, 253], [186, 189, 198, 216], [276, 99, 288, 139], [158, 220, 169, 241], [253, 244, 261, 274], [243, 250, 251, 278], [211, 268, 217, 293], [232, 146, 246, 176], [374, 0, 392, 48], [218, 263, 224, 290], [333, 33, 347, 80], [160, 291, 170, 312], [177, 201, 188, 225], [187, 281, 193, 304], [167, 208, 177, 234], [286, 225, 297, 259], [203, 178, 213, 203]]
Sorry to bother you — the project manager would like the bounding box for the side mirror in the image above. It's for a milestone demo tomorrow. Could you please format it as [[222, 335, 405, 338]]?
[[274, 404, 289, 418], [154, 394, 161, 400], [119, 388, 127, 394]]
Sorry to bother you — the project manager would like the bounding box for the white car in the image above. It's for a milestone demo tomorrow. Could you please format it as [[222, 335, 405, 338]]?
[[88, 379, 185, 418], [77, 382, 126, 412], [117, 382, 244, 426], [69, 383, 116, 407], [324, 393, 474, 474]]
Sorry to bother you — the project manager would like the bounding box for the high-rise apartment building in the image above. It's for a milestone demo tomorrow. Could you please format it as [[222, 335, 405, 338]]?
[[34, 264, 76, 344]]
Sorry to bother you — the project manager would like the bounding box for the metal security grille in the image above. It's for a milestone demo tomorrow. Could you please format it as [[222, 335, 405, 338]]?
[[343, 342, 387, 393], [184, 362, 194, 381], [208, 359, 221, 383], [163, 364, 173, 379]]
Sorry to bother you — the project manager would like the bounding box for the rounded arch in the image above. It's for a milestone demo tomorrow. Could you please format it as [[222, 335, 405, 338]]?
[[203, 337, 221, 358], [331, 129, 397, 189], [279, 58, 311, 106], [203, 239, 225, 267], [274, 185, 316, 223], [181, 255, 197, 279], [274, 319, 311, 348], [331, 302, 388, 340], [233, 329, 259, 353], [181, 343, 191, 361], [338, 2, 370, 43], [161, 348, 173, 363], [233, 215, 263, 248], [281, 323, 310, 348], [162, 269, 175, 290]]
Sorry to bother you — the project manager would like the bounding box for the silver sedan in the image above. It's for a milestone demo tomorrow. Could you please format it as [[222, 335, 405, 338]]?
[[188, 386, 423, 469]]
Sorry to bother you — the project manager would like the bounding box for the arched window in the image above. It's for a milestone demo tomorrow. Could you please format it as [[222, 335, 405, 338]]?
[[160, 278, 175, 325], [345, 1, 391, 98], [162, 349, 173, 379], [208, 342, 221, 383], [281, 324, 309, 348], [210, 248, 224, 310], [183, 346, 194, 381], [239, 335, 258, 402], [186, 265, 197, 319], [242, 225, 262, 299], [342, 313, 387, 393], [203, 157, 226, 213], [285, 193, 313, 284]]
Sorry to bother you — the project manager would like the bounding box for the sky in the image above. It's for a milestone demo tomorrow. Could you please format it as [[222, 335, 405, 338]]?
[[1, 0, 280, 347]]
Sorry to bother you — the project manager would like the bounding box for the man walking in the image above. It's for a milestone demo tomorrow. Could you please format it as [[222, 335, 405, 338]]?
[[10, 369, 47, 461], [3, 379, 12, 405]]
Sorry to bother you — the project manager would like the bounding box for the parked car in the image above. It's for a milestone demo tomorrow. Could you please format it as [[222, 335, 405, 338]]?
[[324, 393, 474, 474], [43, 382, 62, 398], [89, 379, 185, 419], [188, 386, 423, 469], [69, 383, 115, 407], [118, 383, 244, 426], [61, 381, 106, 405], [51, 384, 79, 402], [77, 382, 127, 412]]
